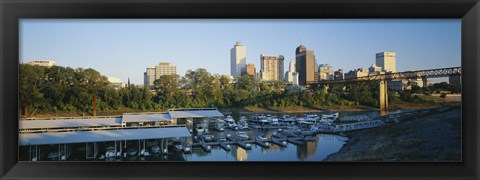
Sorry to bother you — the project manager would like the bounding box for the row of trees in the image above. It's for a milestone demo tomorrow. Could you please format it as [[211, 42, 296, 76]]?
[[20, 64, 153, 115], [20, 64, 448, 116]]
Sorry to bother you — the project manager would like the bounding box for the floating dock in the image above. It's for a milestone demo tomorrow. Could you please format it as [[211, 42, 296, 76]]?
[[270, 138, 288, 147], [287, 138, 304, 146], [200, 142, 211, 152], [219, 142, 231, 151], [236, 140, 252, 150], [191, 134, 317, 152], [255, 139, 270, 149]]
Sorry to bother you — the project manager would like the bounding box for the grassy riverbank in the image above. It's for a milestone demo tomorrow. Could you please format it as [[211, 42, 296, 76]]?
[[323, 105, 461, 161]]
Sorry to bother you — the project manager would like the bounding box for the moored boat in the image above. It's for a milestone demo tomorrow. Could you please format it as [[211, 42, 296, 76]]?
[[105, 146, 116, 158], [127, 148, 138, 156], [201, 132, 215, 142], [195, 123, 208, 133], [224, 115, 238, 129], [236, 131, 249, 140], [151, 145, 160, 154], [173, 141, 183, 151]]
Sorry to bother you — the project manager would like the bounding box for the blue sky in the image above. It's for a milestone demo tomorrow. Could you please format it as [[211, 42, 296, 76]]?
[[20, 19, 461, 85]]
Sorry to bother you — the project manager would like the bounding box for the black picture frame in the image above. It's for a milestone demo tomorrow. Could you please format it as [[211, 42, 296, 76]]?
[[1, 0, 479, 179]]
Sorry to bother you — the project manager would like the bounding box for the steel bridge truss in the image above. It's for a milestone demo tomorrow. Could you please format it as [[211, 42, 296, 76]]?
[[313, 67, 461, 84]]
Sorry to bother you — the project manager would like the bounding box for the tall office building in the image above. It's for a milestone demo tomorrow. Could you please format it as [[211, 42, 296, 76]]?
[[260, 54, 284, 81], [241, 63, 256, 77], [318, 64, 334, 80], [285, 60, 298, 84], [144, 62, 176, 86], [155, 62, 177, 79], [295, 45, 317, 85], [231, 41, 247, 77], [144, 67, 156, 86], [376, 52, 396, 73]]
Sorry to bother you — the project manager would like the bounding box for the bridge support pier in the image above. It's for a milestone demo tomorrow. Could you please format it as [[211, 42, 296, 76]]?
[[379, 80, 388, 111]]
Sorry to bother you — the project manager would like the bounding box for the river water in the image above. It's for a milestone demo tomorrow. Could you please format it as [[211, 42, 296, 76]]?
[[187, 133, 347, 161]]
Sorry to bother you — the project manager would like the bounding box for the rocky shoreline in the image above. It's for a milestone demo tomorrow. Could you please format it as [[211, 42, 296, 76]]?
[[323, 105, 461, 162]]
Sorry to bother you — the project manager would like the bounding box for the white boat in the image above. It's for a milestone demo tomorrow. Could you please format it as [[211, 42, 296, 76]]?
[[256, 135, 268, 141], [321, 112, 339, 121], [240, 121, 249, 129], [240, 116, 248, 122], [237, 117, 249, 129], [48, 152, 61, 159], [202, 132, 215, 142], [143, 151, 150, 156], [183, 146, 192, 153], [173, 141, 183, 151], [151, 145, 160, 153], [215, 135, 227, 142], [296, 113, 322, 124], [213, 119, 225, 131], [127, 148, 138, 156], [105, 147, 116, 158], [195, 123, 208, 133], [251, 114, 268, 123], [279, 115, 297, 125], [236, 131, 249, 140], [270, 117, 279, 125], [224, 115, 237, 129]]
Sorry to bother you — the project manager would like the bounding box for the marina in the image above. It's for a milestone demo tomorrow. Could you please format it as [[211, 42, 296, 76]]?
[[18, 107, 428, 161]]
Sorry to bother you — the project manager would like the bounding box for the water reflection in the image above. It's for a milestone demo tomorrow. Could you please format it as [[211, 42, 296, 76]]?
[[297, 141, 318, 160], [232, 147, 248, 161], [189, 133, 346, 161]]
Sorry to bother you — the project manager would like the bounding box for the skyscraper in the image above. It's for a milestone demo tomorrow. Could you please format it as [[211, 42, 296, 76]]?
[[285, 60, 298, 84], [155, 62, 177, 79], [376, 52, 396, 73], [144, 62, 176, 86], [295, 45, 317, 85], [144, 67, 156, 86], [241, 63, 256, 77], [260, 54, 284, 81], [231, 41, 247, 77]]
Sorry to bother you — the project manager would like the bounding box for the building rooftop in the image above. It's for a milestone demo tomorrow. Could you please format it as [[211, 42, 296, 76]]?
[[122, 112, 171, 123], [19, 117, 122, 129], [20, 109, 225, 130], [19, 126, 190, 146], [168, 108, 224, 118]]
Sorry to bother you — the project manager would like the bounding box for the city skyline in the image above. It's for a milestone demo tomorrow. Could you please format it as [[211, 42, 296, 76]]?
[[20, 19, 461, 85]]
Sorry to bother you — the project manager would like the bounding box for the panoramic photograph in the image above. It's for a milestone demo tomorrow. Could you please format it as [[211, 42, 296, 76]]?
[[18, 19, 461, 162]]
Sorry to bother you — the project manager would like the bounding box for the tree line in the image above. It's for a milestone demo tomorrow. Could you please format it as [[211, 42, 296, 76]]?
[[20, 64, 451, 116]]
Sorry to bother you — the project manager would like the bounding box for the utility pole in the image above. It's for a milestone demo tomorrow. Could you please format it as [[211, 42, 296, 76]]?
[[93, 94, 97, 117]]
